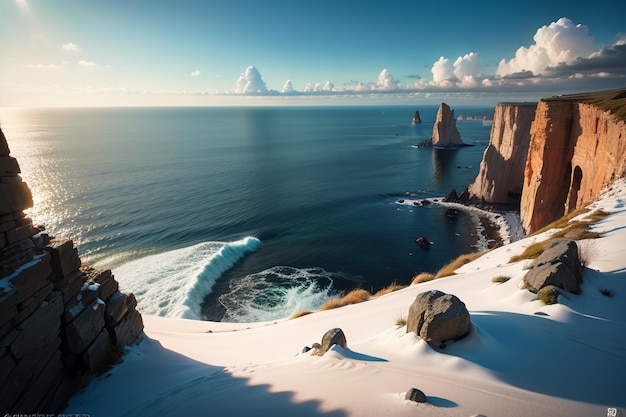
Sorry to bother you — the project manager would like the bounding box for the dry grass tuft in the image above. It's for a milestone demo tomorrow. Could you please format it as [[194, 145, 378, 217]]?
[[435, 252, 484, 278], [319, 289, 371, 311], [509, 240, 549, 263], [578, 239, 600, 268], [411, 272, 436, 285], [491, 275, 511, 284], [290, 310, 314, 319], [531, 207, 589, 236], [373, 282, 406, 297]]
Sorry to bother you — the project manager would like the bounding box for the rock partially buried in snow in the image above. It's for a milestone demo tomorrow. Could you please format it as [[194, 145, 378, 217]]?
[[405, 388, 427, 403], [406, 290, 471, 348], [316, 328, 347, 356]]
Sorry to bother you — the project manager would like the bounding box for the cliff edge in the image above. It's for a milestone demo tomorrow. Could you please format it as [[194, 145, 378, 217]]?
[[0, 128, 143, 413], [521, 90, 626, 232], [469, 103, 537, 204]]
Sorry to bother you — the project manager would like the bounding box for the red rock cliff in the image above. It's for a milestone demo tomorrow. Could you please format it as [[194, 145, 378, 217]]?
[[469, 103, 537, 204], [520, 96, 626, 232]]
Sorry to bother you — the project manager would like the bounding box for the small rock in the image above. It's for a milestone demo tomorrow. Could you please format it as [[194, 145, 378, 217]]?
[[405, 388, 427, 403], [316, 328, 347, 356], [415, 236, 430, 247]]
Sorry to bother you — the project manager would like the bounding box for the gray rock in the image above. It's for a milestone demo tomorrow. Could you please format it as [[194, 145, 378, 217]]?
[[316, 328, 347, 356], [405, 388, 427, 403], [406, 290, 471, 348], [524, 239, 582, 294]]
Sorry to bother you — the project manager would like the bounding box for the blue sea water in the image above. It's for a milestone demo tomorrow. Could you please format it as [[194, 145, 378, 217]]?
[[2, 105, 494, 322]]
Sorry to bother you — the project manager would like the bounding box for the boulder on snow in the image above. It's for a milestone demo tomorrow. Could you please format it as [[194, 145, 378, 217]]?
[[405, 388, 428, 403], [523, 239, 582, 294], [406, 290, 471, 348], [316, 328, 347, 356]]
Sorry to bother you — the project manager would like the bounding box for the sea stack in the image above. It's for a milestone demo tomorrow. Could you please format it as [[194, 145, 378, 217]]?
[[412, 110, 422, 124], [431, 103, 465, 148]]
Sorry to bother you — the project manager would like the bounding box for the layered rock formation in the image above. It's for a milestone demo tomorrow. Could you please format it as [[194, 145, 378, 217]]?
[[469, 103, 537, 204], [520, 96, 626, 232], [0, 128, 143, 413], [431, 103, 465, 148]]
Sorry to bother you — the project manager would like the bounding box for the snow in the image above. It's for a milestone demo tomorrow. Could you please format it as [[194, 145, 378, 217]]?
[[64, 179, 626, 417]]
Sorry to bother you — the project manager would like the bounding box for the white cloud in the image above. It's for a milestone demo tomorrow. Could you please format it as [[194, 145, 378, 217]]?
[[376, 69, 399, 90], [453, 52, 480, 80], [190, 70, 201, 77], [431, 56, 455, 85], [322, 81, 334, 91], [79, 60, 96, 68], [497, 17, 596, 77], [62, 42, 81, 52], [281, 80, 294, 93], [235, 66, 268, 94]]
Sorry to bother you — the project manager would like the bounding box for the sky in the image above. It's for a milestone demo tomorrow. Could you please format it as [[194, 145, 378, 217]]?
[[1, 0, 625, 107]]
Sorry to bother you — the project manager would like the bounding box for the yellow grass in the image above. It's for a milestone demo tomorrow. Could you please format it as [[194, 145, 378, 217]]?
[[319, 289, 371, 311], [411, 272, 436, 285], [373, 282, 406, 297], [509, 240, 549, 263], [435, 252, 484, 278], [290, 310, 314, 319]]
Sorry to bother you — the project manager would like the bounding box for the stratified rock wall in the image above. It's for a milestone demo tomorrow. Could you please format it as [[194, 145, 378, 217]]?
[[520, 99, 626, 232], [432, 103, 465, 148], [0, 128, 143, 413], [469, 103, 537, 204]]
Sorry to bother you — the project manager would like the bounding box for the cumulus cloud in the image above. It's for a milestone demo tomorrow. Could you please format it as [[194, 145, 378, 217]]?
[[431, 56, 455, 86], [322, 81, 334, 91], [497, 17, 596, 77], [78, 60, 96, 68], [376, 69, 399, 90], [235, 66, 268, 94], [190, 70, 201, 77], [545, 41, 626, 78], [281, 80, 294, 93], [62, 42, 81, 52], [453, 53, 481, 82]]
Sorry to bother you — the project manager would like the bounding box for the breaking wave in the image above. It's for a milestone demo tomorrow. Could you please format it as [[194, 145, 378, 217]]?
[[218, 266, 357, 322], [113, 236, 261, 320]]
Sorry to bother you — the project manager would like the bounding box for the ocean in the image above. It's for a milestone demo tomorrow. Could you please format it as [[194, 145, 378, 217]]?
[[1, 105, 495, 322]]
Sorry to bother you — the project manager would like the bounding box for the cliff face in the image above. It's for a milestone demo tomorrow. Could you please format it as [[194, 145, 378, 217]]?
[[0, 128, 143, 413], [469, 103, 537, 204], [432, 102, 465, 148], [520, 99, 626, 232]]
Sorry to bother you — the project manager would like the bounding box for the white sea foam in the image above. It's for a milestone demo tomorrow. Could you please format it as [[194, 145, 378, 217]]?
[[113, 236, 261, 320], [219, 266, 341, 322]]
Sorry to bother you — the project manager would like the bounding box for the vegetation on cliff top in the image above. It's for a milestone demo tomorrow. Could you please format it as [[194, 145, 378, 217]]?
[[548, 88, 626, 122]]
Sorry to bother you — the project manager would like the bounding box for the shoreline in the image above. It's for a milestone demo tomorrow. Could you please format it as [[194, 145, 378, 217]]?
[[396, 197, 525, 252]]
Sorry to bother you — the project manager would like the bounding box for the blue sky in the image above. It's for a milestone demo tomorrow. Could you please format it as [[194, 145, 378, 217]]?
[[1, 0, 625, 106]]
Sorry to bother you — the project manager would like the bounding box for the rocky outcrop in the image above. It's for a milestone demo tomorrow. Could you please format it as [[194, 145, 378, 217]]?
[[0, 128, 143, 413], [412, 110, 422, 124], [521, 96, 626, 232], [431, 103, 465, 148], [406, 290, 471, 348], [523, 239, 582, 294], [469, 103, 537, 204]]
